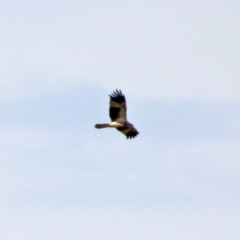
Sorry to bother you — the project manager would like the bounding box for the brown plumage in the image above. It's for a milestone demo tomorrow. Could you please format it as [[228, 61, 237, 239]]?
[[95, 89, 139, 139]]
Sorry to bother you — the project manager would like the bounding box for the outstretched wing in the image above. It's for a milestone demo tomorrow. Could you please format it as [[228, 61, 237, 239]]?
[[116, 126, 139, 139], [109, 89, 127, 121]]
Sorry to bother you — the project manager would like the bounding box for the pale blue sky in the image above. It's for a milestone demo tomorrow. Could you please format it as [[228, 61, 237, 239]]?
[[0, 1, 240, 239]]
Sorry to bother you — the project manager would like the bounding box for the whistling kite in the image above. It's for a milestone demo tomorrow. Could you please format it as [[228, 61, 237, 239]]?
[[95, 89, 139, 139]]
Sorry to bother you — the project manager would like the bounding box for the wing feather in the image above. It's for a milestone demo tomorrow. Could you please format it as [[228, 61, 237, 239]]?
[[116, 126, 139, 139], [109, 89, 127, 121]]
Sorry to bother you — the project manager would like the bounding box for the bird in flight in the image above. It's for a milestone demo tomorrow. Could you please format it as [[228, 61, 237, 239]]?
[[95, 89, 139, 139]]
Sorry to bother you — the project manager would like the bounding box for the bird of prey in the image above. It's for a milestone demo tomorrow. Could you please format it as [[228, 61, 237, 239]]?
[[95, 89, 139, 139]]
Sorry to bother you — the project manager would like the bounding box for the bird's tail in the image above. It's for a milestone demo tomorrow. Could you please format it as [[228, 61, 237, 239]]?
[[95, 123, 110, 129]]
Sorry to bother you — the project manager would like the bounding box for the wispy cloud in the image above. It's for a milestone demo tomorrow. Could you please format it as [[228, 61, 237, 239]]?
[[0, 1, 239, 101], [0, 1, 240, 239]]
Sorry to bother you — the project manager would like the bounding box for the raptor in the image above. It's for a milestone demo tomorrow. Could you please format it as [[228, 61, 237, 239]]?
[[95, 89, 139, 139]]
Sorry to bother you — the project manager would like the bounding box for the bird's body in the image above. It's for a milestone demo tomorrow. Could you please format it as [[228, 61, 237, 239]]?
[[95, 89, 139, 139]]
